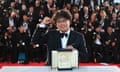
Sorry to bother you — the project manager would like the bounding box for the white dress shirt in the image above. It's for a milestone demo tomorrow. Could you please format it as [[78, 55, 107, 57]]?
[[9, 18, 14, 27], [60, 29, 70, 49]]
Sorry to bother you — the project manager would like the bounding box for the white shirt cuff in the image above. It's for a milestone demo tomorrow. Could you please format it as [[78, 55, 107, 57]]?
[[38, 23, 46, 28]]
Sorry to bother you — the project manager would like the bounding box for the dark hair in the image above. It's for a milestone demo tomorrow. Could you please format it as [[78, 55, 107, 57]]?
[[52, 9, 72, 24]]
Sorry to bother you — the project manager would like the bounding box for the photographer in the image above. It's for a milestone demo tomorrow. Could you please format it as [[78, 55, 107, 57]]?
[[12, 26, 30, 64]]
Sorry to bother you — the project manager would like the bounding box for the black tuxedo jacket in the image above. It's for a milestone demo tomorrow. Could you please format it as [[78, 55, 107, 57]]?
[[32, 27, 88, 65]]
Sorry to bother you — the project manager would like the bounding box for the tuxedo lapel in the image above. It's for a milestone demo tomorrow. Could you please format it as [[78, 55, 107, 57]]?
[[67, 31, 75, 46], [55, 31, 62, 48]]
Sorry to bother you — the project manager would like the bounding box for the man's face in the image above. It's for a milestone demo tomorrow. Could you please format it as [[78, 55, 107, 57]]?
[[56, 18, 70, 32], [107, 27, 113, 34]]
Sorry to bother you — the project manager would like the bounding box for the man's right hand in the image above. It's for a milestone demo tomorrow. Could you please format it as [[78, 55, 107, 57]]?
[[41, 17, 51, 25]]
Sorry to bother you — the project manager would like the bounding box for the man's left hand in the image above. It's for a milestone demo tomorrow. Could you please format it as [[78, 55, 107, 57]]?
[[65, 45, 76, 50]]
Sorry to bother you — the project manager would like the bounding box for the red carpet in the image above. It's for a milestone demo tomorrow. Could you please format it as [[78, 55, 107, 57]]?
[[0, 62, 120, 68], [79, 63, 120, 67], [0, 62, 45, 67]]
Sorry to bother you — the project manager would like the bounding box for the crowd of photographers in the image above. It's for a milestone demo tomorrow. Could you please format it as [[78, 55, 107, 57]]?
[[0, 0, 120, 64]]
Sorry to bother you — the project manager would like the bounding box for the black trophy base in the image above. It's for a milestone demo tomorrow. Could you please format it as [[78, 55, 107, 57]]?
[[58, 68, 73, 70]]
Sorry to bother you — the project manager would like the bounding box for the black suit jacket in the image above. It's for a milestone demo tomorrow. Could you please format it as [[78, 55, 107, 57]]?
[[32, 27, 88, 65], [3, 16, 20, 30]]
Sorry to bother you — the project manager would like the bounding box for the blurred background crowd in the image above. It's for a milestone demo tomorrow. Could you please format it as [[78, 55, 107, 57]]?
[[0, 0, 120, 64]]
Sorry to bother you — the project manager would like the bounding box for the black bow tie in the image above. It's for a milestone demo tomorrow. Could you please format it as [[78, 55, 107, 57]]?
[[60, 33, 68, 38]]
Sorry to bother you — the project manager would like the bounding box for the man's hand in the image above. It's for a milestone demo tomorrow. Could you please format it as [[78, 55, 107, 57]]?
[[0, 24, 2, 27], [17, 43, 20, 47], [65, 45, 76, 50], [41, 17, 51, 24], [112, 42, 116, 47], [32, 44, 39, 48], [105, 41, 110, 45]]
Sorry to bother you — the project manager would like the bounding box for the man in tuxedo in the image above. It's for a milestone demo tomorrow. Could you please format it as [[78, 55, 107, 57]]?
[[31, 10, 88, 65]]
